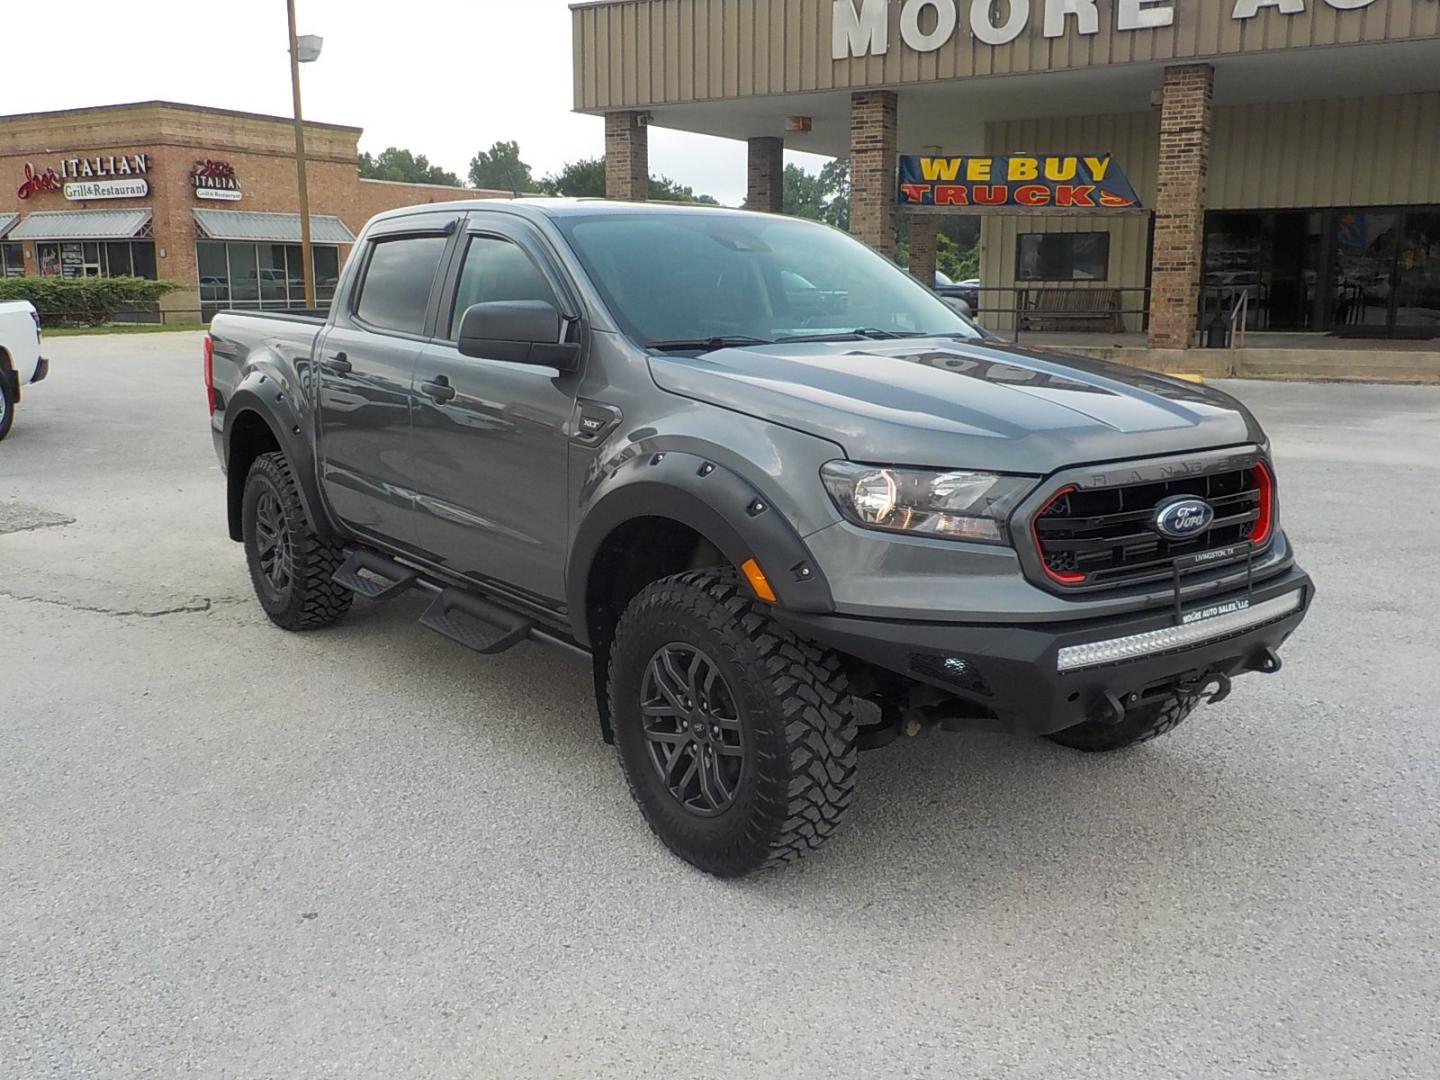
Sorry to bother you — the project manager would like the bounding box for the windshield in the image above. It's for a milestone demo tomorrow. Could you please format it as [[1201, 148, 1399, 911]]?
[[554, 211, 981, 347]]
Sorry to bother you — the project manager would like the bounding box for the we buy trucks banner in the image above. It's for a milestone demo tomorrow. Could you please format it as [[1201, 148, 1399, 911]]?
[[897, 154, 1142, 212]]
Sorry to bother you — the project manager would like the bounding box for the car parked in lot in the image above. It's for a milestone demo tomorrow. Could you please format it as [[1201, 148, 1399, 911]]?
[[934, 270, 981, 313], [0, 299, 46, 442], [207, 200, 1313, 876]]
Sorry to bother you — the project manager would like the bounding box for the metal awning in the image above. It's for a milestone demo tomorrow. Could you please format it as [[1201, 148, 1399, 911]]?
[[0, 213, 17, 240], [10, 209, 153, 241], [193, 210, 356, 245]]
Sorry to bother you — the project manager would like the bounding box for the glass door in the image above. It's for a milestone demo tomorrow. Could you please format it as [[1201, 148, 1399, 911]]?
[[1394, 212, 1440, 335], [1330, 212, 1399, 331]]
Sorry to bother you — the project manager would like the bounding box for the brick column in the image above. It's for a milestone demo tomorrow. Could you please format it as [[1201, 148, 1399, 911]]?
[[746, 137, 785, 213], [1148, 64, 1214, 351], [907, 215, 938, 286], [605, 111, 648, 202], [850, 91, 898, 258]]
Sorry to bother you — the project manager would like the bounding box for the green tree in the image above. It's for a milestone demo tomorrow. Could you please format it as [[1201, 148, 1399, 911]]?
[[357, 147, 461, 187], [649, 175, 720, 204], [538, 158, 718, 204], [468, 140, 535, 193], [781, 160, 849, 230], [538, 157, 606, 197]]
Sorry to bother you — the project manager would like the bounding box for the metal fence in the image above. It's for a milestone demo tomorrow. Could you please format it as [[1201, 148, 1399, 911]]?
[[964, 286, 1153, 343]]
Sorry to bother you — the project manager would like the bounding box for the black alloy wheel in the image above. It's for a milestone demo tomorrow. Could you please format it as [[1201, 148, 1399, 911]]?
[[252, 489, 294, 594], [241, 451, 352, 631], [609, 570, 859, 877], [640, 643, 748, 816]]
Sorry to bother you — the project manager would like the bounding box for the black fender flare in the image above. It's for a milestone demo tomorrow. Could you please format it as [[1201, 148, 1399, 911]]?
[[566, 450, 834, 645], [222, 368, 337, 544]]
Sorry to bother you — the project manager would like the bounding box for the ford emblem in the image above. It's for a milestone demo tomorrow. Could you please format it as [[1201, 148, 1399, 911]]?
[[1154, 497, 1215, 540]]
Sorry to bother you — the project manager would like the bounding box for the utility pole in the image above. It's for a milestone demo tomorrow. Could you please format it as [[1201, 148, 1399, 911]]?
[[287, 0, 317, 309]]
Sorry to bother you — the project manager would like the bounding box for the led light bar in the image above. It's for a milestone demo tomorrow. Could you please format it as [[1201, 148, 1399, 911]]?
[[1056, 590, 1304, 673]]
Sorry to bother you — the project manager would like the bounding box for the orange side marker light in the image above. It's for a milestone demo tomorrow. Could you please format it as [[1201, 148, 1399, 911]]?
[[741, 558, 777, 603]]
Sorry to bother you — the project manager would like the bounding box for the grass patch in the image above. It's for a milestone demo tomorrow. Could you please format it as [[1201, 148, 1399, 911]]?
[[45, 323, 209, 338]]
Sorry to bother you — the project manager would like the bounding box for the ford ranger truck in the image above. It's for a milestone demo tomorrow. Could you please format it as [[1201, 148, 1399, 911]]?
[[207, 200, 1313, 877], [0, 300, 47, 441]]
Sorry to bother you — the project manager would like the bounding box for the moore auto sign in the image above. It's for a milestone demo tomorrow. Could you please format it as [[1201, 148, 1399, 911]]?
[[834, 0, 1380, 55]]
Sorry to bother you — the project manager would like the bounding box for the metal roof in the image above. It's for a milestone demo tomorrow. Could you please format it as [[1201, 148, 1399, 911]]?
[[10, 209, 153, 241], [0, 213, 17, 240], [193, 210, 356, 244]]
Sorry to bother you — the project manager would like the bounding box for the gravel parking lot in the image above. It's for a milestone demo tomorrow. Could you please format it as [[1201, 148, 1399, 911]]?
[[3, 332, 1438, 1079]]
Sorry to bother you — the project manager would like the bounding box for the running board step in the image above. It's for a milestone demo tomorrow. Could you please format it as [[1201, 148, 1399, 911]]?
[[420, 589, 534, 655], [332, 550, 418, 601]]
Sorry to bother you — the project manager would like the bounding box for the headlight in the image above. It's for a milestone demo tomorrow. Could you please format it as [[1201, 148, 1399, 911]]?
[[820, 461, 1036, 544]]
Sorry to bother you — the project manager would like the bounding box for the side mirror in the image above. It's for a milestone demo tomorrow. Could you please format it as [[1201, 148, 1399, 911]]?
[[457, 301, 580, 370]]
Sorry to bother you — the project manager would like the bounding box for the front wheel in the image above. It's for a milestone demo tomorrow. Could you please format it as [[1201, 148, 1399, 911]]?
[[1046, 692, 1200, 753], [609, 570, 858, 877], [241, 451, 352, 631]]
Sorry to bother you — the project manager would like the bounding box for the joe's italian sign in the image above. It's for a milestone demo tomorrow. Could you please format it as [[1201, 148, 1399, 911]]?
[[897, 154, 1142, 211]]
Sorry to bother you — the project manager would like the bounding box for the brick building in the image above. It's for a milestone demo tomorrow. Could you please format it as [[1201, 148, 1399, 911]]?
[[0, 101, 507, 321], [573, 0, 1440, 351]]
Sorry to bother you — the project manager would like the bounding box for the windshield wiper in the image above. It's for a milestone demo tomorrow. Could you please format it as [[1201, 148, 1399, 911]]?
[[777, 328, 928, 343], [646, 335, 774, 353]]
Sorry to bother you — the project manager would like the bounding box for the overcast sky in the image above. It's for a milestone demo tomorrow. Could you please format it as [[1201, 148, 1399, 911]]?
[[3, 0, 832, 205]]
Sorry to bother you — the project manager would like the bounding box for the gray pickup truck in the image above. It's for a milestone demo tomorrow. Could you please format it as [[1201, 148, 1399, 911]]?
[[208, 199, 1313, 876]]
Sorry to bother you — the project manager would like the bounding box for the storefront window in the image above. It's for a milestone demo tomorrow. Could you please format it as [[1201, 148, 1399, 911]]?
[[197, 240, 342, 320], [1203, 211, 1322, 332], [1206, 206, 1440, 338], [1016, 233, 1109, 282], [1, 242, 23, 277], [34, 240, 157, 280]]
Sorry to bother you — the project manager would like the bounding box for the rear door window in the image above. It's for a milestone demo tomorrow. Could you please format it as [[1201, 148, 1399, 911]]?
[[354, 234, 450, 335]]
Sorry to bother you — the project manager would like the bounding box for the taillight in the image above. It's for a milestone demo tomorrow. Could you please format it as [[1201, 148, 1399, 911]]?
[[1249, 462, 1275, 547], [30, 308, 41, 343], [203, 334, 215, 417]]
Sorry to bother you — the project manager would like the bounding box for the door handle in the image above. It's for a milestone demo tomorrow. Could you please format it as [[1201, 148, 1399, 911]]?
[[420, 375, 457, 404], [321, 352, 352, 375]]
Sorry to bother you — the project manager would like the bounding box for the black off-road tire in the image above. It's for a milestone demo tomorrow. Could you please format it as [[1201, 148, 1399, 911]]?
[[609, 570, 859, 877], [0, 368, 15, 442], [1046, 692, 1201, 753], [241, 451, 352, 631]]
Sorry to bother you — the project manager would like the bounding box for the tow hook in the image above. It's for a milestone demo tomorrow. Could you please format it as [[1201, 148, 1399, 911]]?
[[1252, 646, 1284, 675], [1093, 691, 1128, 726], [1178, 672, 1233, 706]]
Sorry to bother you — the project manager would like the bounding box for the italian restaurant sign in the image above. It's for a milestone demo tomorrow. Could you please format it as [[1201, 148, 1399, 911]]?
[[897, 154, 1142, 212], [17, 153, 150, 200], [192, 159, 242, 201]]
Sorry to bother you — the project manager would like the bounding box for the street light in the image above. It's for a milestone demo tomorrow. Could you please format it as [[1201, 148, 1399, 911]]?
[[286, 0, 322, 309]]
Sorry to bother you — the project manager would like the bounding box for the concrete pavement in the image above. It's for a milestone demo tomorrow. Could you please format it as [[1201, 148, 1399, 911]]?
[[2, 332, 1437, 1078]]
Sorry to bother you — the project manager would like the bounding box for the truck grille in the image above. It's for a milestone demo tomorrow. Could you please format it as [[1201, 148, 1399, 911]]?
[[1032, 463, 1273, 590]]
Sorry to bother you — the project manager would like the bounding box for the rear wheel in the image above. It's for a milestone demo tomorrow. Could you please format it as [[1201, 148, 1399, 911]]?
[[609, 570, 858, 877], [0, 370, 15, 442], [1046, 692, 1200, 753], [241, 451, 352, 630]]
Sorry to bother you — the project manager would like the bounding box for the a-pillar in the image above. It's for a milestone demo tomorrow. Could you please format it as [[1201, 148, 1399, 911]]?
[[907, 214, 938, 286], [605, 111, 649, 202], [850, 91, 898, 258], [1148, 64, 1214, 350], [746, 137, 784, 213]]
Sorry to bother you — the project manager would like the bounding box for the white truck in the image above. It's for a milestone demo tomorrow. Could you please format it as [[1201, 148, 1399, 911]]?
[[0, 300, 47, 442]]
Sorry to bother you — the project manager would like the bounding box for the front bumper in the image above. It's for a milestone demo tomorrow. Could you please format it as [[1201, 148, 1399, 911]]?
[[776, 566, 1314, 737]]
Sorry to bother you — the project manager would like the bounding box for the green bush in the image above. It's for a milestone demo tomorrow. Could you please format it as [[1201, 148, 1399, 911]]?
[[0, 276, 183, 326]]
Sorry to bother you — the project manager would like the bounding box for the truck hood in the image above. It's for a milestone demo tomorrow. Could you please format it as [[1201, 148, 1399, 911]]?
[[647, 337, 1262, 473]]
